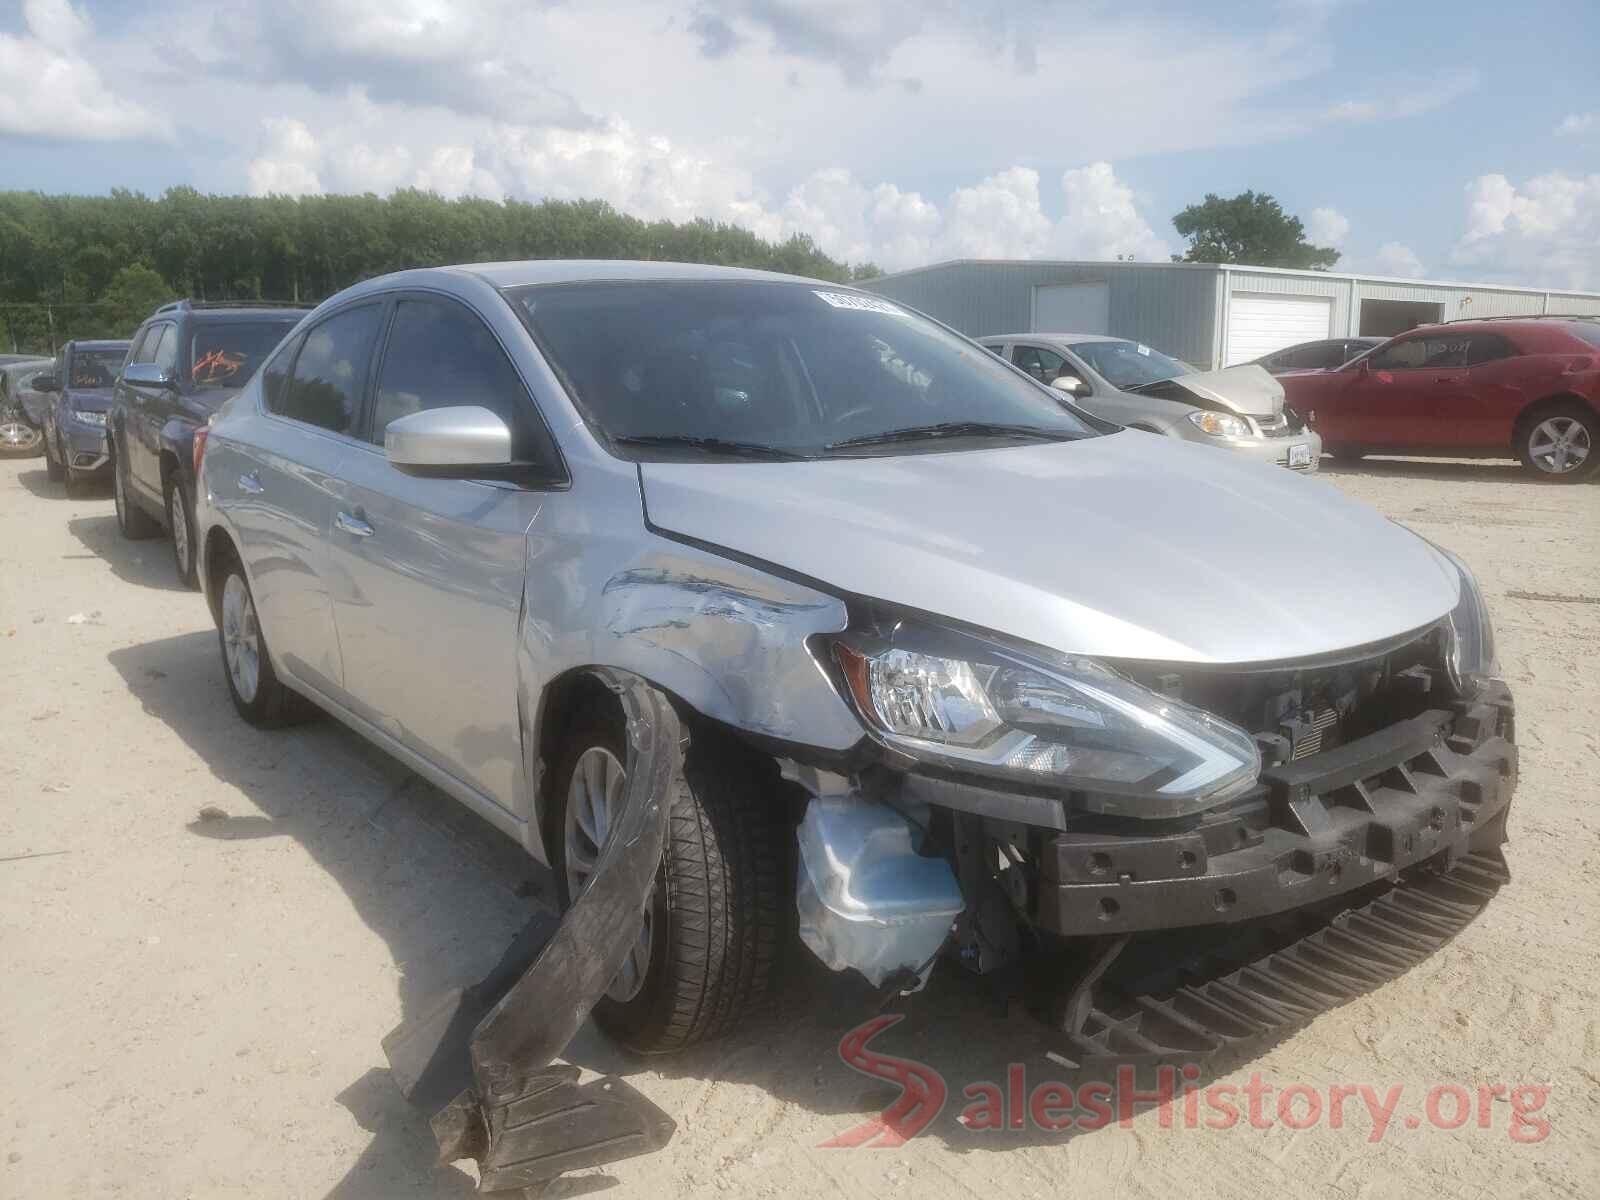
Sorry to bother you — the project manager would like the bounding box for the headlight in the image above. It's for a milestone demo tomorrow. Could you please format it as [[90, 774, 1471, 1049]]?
[[830, 624, 1260, 816], [1438, 550, 1498, 698], [1186, 410, 1251, 438], [71, 409, 106, 427]]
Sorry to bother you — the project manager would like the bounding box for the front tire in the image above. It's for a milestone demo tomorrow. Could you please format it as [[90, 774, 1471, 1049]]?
[[552, 710, 785, 1054], [44, 430, 64, 481], [217, 562, 313, 728], [166, 475, 199, 587], [114, 448, 160, 539], [1517, 403, 1597, 482]]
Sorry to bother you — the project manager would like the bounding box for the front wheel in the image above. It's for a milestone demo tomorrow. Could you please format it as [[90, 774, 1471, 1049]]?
[[44, 430, 64, 481], [552, 712, 785, 1054], [0, 417, 42, 458], [1518, 404, 1597, 481], [217, 562, 314, 728]]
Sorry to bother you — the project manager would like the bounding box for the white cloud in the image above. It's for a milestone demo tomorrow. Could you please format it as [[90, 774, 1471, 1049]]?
[[246, 118, 324, 196], [1556, 112, 1594, 136], [1453, 171, 1600, 290], [1371, 241, 1425, 278], [1306, 206, 1350, 247], [0, 0, 168, 140]]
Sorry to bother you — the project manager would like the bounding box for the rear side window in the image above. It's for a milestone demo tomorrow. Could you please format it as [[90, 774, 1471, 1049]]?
[[369, 297, 538, 452], [273, 304, 382, 434], [1466, 334, 1516, 366]]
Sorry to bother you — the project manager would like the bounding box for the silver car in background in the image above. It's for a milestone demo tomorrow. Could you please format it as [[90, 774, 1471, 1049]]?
[[981, 333, 1322, 471], [193, 261, 1512, 1065]]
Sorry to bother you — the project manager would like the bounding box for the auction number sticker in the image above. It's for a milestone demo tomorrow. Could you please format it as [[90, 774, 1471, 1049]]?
[[814, 290, 906, 316]]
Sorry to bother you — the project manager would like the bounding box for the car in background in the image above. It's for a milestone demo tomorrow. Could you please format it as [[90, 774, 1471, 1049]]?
[[1279, 317, 1600, 481], [35, 340, 131, 492], [980, 334, 1321, 472], [0, 357, 53, 457], [109, 300, 308, 587], [1254, 337, 1384, 374]]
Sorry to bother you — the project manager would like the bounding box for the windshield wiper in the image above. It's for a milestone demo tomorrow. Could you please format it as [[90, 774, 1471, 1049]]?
[[825, 421, 1079, 451], [611, 434, 811, 461]]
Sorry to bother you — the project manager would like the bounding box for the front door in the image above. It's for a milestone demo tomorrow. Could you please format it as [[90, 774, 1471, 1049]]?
[[1338, 332, 1464, 448], [126, 322, 177, 499], [325, 293, 550, 812]]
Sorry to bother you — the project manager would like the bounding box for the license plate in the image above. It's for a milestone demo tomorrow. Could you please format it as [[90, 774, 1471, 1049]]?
[[1288, 443, 1313, 468]]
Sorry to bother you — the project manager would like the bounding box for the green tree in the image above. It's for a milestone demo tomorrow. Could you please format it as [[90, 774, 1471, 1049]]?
[[100, 263, 177, 334], [1171, 191, 1340, 270]]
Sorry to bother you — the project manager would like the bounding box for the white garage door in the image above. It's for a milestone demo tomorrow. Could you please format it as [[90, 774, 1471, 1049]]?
[[1225, 294, 1333, 365], [1033, 282, 1110, 334]]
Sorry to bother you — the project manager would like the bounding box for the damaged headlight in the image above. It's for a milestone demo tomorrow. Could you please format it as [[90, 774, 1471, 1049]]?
[[1186, 410, 1251, 438], [1439, 550, 1498, 698], [830, 625, 1260, 816]]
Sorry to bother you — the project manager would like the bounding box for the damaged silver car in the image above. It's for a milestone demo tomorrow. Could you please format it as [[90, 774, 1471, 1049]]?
[[194, 262, 1515, 1074]]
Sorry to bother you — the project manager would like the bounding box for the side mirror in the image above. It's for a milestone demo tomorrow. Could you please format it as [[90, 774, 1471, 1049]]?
[[32, 373, 58, 393], [122, 362, 178, 389], [1050, 374, 1090, 398], [385, 405, 513, 471]]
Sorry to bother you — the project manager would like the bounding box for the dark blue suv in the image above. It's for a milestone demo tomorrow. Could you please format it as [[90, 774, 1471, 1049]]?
[[36, 339, 131, 493], [108, 300, 307, 586]]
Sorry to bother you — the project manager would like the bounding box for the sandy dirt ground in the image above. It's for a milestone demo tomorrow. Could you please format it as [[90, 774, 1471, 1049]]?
[[2, 453, 1597, 1199]]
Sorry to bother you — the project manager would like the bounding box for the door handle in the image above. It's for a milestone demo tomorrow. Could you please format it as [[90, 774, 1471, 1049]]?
[[335, 510, 373, 538], [237, 472, 264, 494]]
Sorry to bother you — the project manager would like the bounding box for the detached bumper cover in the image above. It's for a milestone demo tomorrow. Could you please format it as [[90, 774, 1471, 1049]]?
[[1037, 682, 1516, 936]]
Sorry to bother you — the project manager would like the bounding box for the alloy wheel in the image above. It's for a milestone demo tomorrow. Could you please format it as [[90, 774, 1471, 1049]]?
[[1527, 417, 1591, 475], [563, 745, 653, 1002], [0, 420, 40, 453], [221, 574, 261, 703]]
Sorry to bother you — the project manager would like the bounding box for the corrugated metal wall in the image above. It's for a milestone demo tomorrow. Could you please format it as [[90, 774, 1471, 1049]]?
[[863, 261, 1600, 367], [860, 261, 1220, 365]]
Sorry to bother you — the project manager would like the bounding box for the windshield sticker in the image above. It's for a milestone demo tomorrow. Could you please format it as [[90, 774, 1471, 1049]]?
[[1136, 343, 1151, 355], [193, 349, 248, 385], [813, 290, 905, 317]]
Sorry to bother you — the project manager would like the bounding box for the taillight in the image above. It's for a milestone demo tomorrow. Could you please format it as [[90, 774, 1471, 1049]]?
[[193, 422, 210, 477]]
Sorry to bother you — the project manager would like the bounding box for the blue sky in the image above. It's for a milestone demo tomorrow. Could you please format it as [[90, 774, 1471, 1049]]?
[[3, 0, 1598, 286]]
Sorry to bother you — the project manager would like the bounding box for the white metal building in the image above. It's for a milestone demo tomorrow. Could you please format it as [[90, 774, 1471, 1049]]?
[[859, 260, 1600, 370]]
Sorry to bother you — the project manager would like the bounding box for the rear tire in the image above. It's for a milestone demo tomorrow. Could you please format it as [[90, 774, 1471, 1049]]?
[[551, 709, 785, 1054], [166, 475, 199, 588], [1516, 402, 1598, 482], [113, 448, 160, 539], [216, 559, 315, 728]]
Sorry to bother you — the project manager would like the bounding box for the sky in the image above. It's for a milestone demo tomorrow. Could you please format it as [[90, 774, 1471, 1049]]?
[[2, 0, 1599, 288]]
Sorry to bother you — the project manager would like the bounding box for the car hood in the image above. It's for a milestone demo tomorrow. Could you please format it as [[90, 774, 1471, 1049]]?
[[63, 386, 114, 412], [1132, 364, 1285, 417], [639, 430, 1460, 665]]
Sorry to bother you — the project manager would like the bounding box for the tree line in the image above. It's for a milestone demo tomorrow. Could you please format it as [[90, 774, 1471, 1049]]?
[[0, 187, 880, 354]]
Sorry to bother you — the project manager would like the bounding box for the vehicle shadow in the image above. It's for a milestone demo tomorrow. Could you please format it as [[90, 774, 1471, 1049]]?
[[13, 465, 68, 498], [1320, 455, 1599, 484], [110, 632, 1297, 1193], [68, 514, 190, 592]]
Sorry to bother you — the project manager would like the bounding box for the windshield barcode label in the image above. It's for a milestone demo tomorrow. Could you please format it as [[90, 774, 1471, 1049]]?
[[813, 290, 905, 316]]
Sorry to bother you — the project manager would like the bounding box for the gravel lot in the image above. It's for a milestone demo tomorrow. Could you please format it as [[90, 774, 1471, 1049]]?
[[2, 454, 1596, 1199]]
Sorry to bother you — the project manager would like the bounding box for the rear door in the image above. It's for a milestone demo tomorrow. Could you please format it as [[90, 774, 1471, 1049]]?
[[325, 292, 553, 813], [224, 302, 385, 701], [1448, 333, 1523, 448]]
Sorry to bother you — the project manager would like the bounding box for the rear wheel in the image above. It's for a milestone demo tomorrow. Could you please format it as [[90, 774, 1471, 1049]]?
[[217, 562, 314, 727], [113, 448, 160, 539], [1517, 404, 1597, 482], [552, 710, 785, 1054], [166, 475, 199, 587]]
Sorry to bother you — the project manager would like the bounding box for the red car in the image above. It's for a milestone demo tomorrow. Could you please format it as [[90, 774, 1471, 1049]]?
[[1279, 318, 1600, 481]]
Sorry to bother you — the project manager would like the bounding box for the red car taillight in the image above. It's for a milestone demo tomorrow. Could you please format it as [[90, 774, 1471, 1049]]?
[[193, 422, 210, 478]]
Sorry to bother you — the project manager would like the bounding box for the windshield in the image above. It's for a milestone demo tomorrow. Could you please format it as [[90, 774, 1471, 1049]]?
[[191, 320, 300, 389], [68, 348, 126, 388], [1068, 339, 1195, 390], [511, 281, 1097, 458]]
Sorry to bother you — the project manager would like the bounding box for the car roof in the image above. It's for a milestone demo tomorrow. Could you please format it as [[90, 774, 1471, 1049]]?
[[177, 308, 307, 323], [450, 259, 832, 289], [980, 332, 1123, 345]]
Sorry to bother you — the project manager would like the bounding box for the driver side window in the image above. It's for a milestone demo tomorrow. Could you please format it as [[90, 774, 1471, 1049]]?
[[1369, 338, 1426, 370]]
